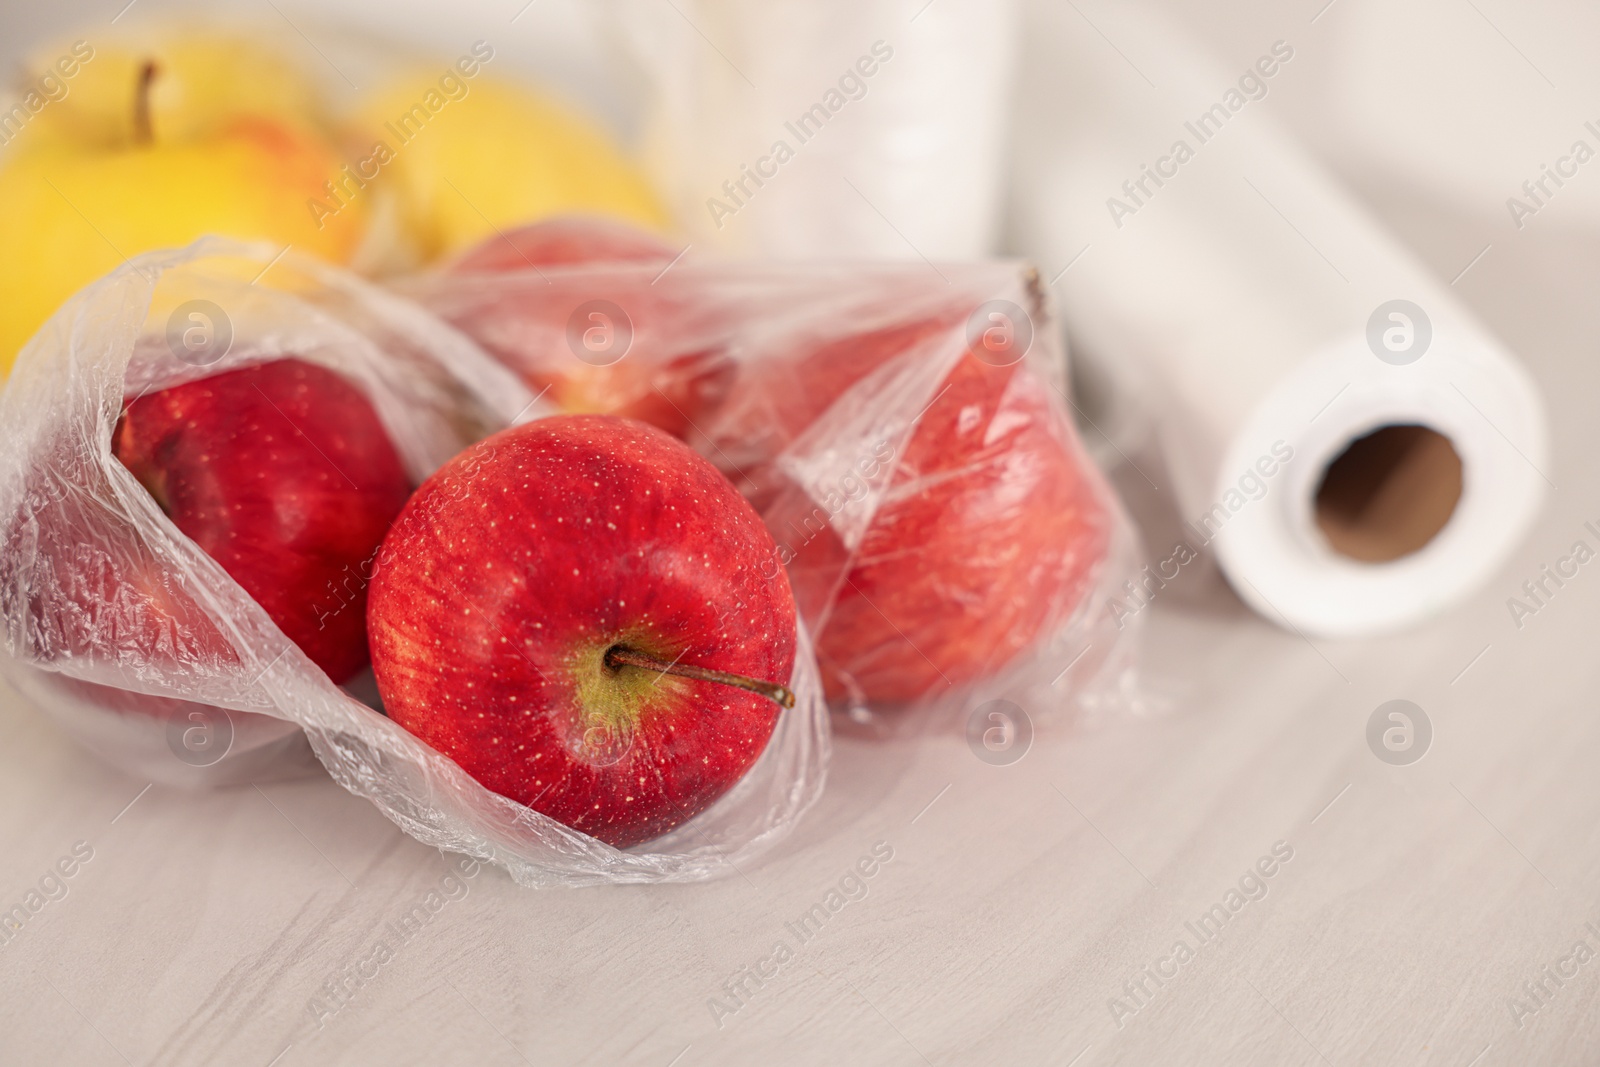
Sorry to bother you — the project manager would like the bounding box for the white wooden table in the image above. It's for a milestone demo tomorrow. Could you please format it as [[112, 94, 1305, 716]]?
[[3, 202, 1596, 1067], [4, 3, 1600, 1065]]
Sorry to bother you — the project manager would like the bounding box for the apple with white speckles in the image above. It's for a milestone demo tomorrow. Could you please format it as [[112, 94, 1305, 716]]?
[[112, 358, 412, 682], [366, 413, 797, 849]]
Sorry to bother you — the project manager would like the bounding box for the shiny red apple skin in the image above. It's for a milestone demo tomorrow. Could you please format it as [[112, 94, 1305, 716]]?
[[815, 353, 1107, 704], [721, 316, 1110, 705], [366, 413, 796, 849], [112, 358, 412, 683], [436, 218, 734, 440]]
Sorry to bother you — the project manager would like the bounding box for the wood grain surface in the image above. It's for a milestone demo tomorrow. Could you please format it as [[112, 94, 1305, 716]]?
[[2, 2, 1599, 1065]]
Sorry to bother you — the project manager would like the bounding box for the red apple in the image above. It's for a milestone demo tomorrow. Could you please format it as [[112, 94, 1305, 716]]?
[[721, 312, 964, 447], [716, 311, 1110, 705], [706, 310, 966, 508], [426, 218, 735, 440], [367, 413, 797, 848], [112, 358, 412, 683], [815, 355, 1107, 704]]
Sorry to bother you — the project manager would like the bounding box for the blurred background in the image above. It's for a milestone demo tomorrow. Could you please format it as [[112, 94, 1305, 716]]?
[[6, 0, 1596, 254]]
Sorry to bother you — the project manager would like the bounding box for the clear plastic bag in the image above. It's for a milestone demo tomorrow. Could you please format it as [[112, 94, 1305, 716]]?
[[398, 244, 1142, 742], [0, 238, 831, 886]]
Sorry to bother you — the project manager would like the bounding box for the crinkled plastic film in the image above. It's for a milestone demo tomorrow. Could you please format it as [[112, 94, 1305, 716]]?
[[398, 256, 1143, 739], [0, 238, 831, 887]]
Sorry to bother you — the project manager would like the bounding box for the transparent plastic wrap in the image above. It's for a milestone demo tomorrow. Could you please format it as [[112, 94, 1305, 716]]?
[[0, 238, 831, 887], [607, 0, 1017, 260], [397, 232, 1143, 738]]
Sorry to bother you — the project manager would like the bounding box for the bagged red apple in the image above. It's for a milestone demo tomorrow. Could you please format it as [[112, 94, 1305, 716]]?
[[400, 219, 1142, 733], [0, 238, 830, 885]]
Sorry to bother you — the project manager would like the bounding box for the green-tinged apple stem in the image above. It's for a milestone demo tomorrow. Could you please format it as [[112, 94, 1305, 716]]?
[[604, 646, 796, 710], [134, 61, 158, 146]]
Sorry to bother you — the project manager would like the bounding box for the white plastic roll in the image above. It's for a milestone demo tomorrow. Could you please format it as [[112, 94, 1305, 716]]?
[[1008, 0, 1549, 637], [613, 0, 1016, 259]]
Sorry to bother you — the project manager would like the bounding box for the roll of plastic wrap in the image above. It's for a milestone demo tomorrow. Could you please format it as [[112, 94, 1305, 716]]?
[[1008, 0, 1549, 637], [613, 0, 1016, 259]]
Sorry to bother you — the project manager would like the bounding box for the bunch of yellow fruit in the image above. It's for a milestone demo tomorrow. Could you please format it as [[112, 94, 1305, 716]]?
[[0, 26, 667, 378]]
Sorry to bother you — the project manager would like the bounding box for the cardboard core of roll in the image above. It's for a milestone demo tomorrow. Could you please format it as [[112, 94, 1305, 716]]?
[[1314, 424, 1463, 563]]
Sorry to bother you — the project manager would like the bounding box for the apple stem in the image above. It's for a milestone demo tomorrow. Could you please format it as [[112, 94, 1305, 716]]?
[[604, 646, 796, 710], [134, 61, 158, 146]]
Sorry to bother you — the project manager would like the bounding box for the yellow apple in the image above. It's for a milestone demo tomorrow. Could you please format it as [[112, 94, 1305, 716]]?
[[353, 75, 668, 263], [0, 33, 365, 377], [21, 30, 325, 149], [0, 115, 365, 374]]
